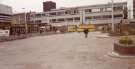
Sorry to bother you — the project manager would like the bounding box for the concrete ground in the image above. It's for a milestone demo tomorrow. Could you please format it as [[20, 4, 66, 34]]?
[[0, 32, 135, 69], [0, 32, 62, 42]]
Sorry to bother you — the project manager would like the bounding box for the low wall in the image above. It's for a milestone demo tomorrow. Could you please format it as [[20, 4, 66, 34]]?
[[114, 43, 135, 55]]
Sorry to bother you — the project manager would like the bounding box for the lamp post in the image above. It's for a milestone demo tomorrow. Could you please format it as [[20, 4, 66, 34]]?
[[82, 10, 84, 24], [22, 8, 28, 34], [111, 0, 114, 32], [80, 9, 84, 24]]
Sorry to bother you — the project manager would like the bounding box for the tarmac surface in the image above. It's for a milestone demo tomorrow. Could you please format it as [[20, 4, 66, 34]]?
[[0, 32, 135, 69]]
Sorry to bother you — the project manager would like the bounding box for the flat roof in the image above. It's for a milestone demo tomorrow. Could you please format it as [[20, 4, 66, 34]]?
[[0, 4, 12, 9], [35, 2, 127, 14], [51, 2, 127, 11], [0, 4, 12, 15]]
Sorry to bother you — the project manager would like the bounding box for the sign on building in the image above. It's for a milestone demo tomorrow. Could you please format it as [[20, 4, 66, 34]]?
[[0, 30, 10, 36]]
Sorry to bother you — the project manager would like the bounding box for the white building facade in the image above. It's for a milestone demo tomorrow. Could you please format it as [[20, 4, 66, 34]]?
[[0, 4, 12, 29], [0, 4, 12, 15], [127, 0, 133, 19], [31, 2, 127, 26]]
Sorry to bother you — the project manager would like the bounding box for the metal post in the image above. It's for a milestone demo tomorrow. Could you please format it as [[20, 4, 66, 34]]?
[[111, 0, 114, 32], [82, 9, 84, 24], [19, 16, 20, 24], [80, 9, 84, 24], [22, 8, 28, 34], [33, 13, 35, 24]]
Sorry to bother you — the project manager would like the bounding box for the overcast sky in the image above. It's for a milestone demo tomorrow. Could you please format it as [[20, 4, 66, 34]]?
[[0, 0, 127, 13]]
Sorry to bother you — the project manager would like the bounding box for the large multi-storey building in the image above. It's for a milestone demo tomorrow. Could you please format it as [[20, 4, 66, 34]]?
[[127, 0, 135, 19], [133, 0, 135, 18], [127, 0, 133, 19], [0, 4, 12, 30], [12, 12, 33, 24], [11, 12, 39, 35], [43, 1, 56, 12], [31, 2, 127, 27]]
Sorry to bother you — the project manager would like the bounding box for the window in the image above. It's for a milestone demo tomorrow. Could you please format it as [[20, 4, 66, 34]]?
[[102, 15, 112, 19], [52, 19, 56, 22], [67, 18, 73, 21], [114, 14, 123, 18], [106, 8, 112, 11], [91, 8, 100, 12], [93, 16, 101, 19], [35, 20, 41, 23], [35, 14, 42, 17], [85, 9, 92, 13], [50, 12, 56, 16], [42, 14, 46, 16], [85, 17, 92, 20], [68, 10, 79, 15], [57, 12, 63, 15], [73, 10, 79, 14], [113, 6, 123, 11], [74, 17, 80, 22], [65, 11, 68, 14], [100, 8, 104, 12], [65, 10, 71, 14], [58, 18, 64, 22], [74, 17, 80, 20]]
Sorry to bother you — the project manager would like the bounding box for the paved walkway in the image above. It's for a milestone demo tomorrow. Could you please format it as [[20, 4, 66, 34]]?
[[0, 32, 63, 42], [0, 32, 135, 69]]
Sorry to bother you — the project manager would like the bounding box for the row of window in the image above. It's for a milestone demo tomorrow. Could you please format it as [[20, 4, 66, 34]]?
[[0, 15, 12, 22], [85, 6, 123, 13], [49, 14, 123, 23], [33, 14, 123, 23], [34, 6, 124, 17]]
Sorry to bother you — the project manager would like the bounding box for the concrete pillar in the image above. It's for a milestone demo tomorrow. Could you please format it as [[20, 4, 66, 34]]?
[[73, 17, 75, 24], [127, 0, 134, 19], [79, 9, 85, 24], [83, 10, 86, 24]]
